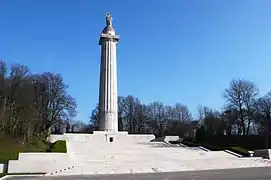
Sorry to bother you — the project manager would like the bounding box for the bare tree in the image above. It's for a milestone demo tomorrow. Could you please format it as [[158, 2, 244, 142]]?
[[40, 73, 77, 130], [0, 61, 7, 135], [196, 105, 203, 122], [118, 96, 125, 131], [254, 91, 271, 147], [90, 104, 99, 130], [121, 96, 141, 133], [147, 101, 168, 137], [165, 103, 193, 136], [224, 79, 258, 135], [202, 109, 224, 135], [173, 103, 192, 121], [220, 107, 239, 135], [0, 61, 77, 142]]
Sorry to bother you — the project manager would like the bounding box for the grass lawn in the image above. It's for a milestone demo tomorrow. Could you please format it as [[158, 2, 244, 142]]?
[[0, 137, 67, 164], [0, 173, 6, 178], [47, 140, 67, 153], [0, 138, 49, 164]]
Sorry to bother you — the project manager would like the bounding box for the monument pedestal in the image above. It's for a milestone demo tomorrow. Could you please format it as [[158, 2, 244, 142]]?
[[93, 131, 128, 143]]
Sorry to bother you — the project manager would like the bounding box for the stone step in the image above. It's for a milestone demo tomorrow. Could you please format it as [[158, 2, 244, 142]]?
[[70, 151, 234, 160], [51, 157, 271, 176]]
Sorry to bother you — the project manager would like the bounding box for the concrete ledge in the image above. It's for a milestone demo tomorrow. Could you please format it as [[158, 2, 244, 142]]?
[[65, 133, 93, 141], [164, 136, 180, 142], [179, 143, 187, 147], [126, 134, 155, 140], [0, 164, 4, 173], [248, 151, 254, 157], [46, 165, 76, 176], [18, 153, 67, 161], [224, 150, 242, 157], [198, 146, 210, 152], [151, 136, 180, 143], [8, 159, 71, 173], [0, 174, 44, 180], [93, 131, 128, 135]]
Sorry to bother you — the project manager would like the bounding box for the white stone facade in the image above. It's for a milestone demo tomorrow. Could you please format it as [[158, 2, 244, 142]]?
[[0, 163, 4, 173]]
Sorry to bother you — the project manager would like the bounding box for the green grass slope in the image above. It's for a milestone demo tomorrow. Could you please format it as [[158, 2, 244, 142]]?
[[0, 137, 67, 164]]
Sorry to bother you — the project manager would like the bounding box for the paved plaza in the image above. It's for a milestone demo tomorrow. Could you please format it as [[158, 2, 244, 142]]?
[[5, 167, 271, 180]]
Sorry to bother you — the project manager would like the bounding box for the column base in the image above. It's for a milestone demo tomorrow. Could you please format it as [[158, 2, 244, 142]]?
[[93, 131, 128, 143], [93, 131, 128, 135]]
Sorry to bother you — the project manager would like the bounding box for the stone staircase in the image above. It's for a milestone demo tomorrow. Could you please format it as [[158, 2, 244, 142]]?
[[48, 156, 271, 176], [45, 135, 271, 176]]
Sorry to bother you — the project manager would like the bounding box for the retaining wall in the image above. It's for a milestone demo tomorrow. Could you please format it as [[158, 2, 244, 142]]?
[[8, 159, 71, 173], [0, 163, 4, 173]]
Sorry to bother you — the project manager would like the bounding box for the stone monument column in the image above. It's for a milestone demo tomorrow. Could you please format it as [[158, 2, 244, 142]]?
[[98, 12, 119, 132]]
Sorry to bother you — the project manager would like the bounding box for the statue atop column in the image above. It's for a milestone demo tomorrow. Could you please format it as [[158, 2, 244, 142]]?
[[102, 12, 116, 35], [106, 12, 113, 26]]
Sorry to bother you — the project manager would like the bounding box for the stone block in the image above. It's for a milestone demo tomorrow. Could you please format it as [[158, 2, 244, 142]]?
[[18, 153, 68, 161], [164, 136, 180, 142], [8, 159, 71, 173], [0, 163, 4, 173]]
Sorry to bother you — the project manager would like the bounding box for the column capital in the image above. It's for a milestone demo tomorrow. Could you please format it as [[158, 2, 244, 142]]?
[[99, 33, 120, 45]]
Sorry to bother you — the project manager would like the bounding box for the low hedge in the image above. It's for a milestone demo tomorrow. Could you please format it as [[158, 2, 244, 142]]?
[[182, 141, 222, 151], [227, 146, 250, 157], [168, 139, 183, 144], [196, 135, 271, 150], [199, 143, 222, 151], [182, 140, 249, 156], [181, 141, 199, 147], [183, 137, 194, 141]]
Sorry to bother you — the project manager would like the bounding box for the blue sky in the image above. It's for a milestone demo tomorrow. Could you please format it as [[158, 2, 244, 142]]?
[[1, 0, 271, 122]]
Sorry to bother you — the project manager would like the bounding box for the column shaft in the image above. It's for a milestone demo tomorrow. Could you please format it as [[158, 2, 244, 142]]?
[[99, 39, 118, 132]]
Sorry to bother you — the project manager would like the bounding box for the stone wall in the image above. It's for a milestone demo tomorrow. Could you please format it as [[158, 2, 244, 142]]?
[[0, 163, 4, 173], [8, 153, 69, 173], [8, 159, 71, 173], [18, 153, 68, 161]]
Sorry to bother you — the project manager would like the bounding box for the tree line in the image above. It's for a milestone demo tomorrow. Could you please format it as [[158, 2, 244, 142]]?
[[2, 59, 271, 145], [0, 60, 77, 143], [90, 97, 198, 137], [90, 79, 271, 142]]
